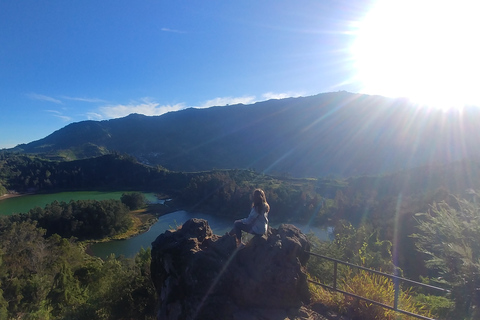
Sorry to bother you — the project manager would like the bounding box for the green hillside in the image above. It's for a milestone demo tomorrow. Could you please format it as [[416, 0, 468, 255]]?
[[1, 151, 479, 318], [12, 92, 480, 178]]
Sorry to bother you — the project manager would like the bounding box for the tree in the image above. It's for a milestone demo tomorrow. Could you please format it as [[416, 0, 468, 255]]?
[[121, 192, 147, 210], [48, 262, 85, 316], [24, 199, 132, 240], [412, 193, 480, 318], [0, 252, 8, 320]]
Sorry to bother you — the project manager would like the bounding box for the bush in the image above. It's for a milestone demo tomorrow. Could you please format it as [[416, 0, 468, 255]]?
[[413, 195, 480, 318], [413, 293, 454, 319]]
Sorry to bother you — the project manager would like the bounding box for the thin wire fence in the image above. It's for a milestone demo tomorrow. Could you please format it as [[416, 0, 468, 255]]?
[[308, 252, 450, 320]]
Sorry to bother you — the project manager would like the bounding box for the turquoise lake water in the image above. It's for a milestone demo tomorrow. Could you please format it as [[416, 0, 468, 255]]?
[[0, 191, 158, 215], [0, 191, 330, 259], [90, 210, 331, 259]]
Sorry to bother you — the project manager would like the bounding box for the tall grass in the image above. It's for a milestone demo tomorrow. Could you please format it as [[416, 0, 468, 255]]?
[[309, 270, 433, 320]]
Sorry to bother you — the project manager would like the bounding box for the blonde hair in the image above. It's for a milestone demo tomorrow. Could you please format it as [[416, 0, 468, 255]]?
[[252, 188, 270, 214]]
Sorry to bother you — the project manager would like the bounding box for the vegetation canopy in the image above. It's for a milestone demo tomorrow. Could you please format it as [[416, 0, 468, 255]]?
[[1, 151, 480, 318]]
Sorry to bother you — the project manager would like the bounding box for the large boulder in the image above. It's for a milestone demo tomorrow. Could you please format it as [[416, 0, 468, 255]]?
[[150, 218, 313, 320]]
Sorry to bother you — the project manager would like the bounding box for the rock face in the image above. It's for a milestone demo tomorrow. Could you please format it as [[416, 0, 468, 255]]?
[[150, 218, 312, 320]]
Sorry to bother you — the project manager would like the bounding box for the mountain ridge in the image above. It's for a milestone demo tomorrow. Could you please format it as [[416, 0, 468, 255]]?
[[12, 91, 480, 177]]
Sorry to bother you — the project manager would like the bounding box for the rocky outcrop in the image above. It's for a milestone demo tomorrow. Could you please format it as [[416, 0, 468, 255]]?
[[150, 218, 314, 320]]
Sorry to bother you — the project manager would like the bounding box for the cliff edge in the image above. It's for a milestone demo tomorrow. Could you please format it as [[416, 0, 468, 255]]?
[[150, 218, 318, 320]]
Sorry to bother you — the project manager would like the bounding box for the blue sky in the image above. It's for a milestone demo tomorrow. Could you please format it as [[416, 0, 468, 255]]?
[[0, 0, 373, 148], [3, 1, 479, 149]]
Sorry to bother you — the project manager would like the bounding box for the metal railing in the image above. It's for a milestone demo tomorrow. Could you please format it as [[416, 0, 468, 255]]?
[[308, 252, 450, 320]]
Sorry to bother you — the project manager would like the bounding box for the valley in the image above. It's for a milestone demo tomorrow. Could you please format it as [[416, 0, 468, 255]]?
[[1, 93, 480, 319]]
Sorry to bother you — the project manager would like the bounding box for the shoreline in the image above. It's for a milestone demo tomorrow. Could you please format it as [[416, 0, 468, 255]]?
[[0, 192, 35, 201], [83, 202, 180, 257]]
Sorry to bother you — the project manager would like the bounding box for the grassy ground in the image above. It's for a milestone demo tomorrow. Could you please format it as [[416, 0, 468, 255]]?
[[111, 209, 156, 240], [110, 202, 179, 240]]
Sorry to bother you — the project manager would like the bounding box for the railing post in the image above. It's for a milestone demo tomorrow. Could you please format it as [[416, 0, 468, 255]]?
[[393, 270, 399, 311], [333, 261, 338, 290]]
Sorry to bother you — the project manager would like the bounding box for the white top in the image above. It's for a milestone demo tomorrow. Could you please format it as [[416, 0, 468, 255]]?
[[241, 206, 269, 235]]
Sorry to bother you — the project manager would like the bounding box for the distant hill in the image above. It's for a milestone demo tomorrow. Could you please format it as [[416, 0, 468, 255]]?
[[12, 91, 480, 177]]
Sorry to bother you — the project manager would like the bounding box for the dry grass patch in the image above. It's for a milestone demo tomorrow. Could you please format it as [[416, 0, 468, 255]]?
[[309, 270, 433, 320], [111, 208, 157, 240]]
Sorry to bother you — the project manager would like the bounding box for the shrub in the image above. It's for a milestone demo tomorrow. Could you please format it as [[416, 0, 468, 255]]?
[[413, 195, 480, 318], [413, 293, 454, 319]]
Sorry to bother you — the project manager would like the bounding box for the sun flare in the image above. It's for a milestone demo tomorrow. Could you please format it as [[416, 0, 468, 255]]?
[[352, 0, 480, 109]]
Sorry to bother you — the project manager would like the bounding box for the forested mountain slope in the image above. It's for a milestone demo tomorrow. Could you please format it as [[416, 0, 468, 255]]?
[[13, 91, 480, 177]]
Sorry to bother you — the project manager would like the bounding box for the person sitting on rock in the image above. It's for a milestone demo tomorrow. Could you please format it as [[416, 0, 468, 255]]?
[[231, 188, 270, 247]]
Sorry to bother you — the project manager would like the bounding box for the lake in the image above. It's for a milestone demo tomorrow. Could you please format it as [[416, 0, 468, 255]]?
[[90, 210, 332, 259], [0, 191, 331, 259], [0, 191, 158, 216]]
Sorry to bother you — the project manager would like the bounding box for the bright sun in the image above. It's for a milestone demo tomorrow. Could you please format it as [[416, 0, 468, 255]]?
[[352, 0, 480, 109]]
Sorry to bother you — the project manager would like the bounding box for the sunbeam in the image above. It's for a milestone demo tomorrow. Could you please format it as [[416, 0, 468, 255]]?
[[352, 0, 480, 110]]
